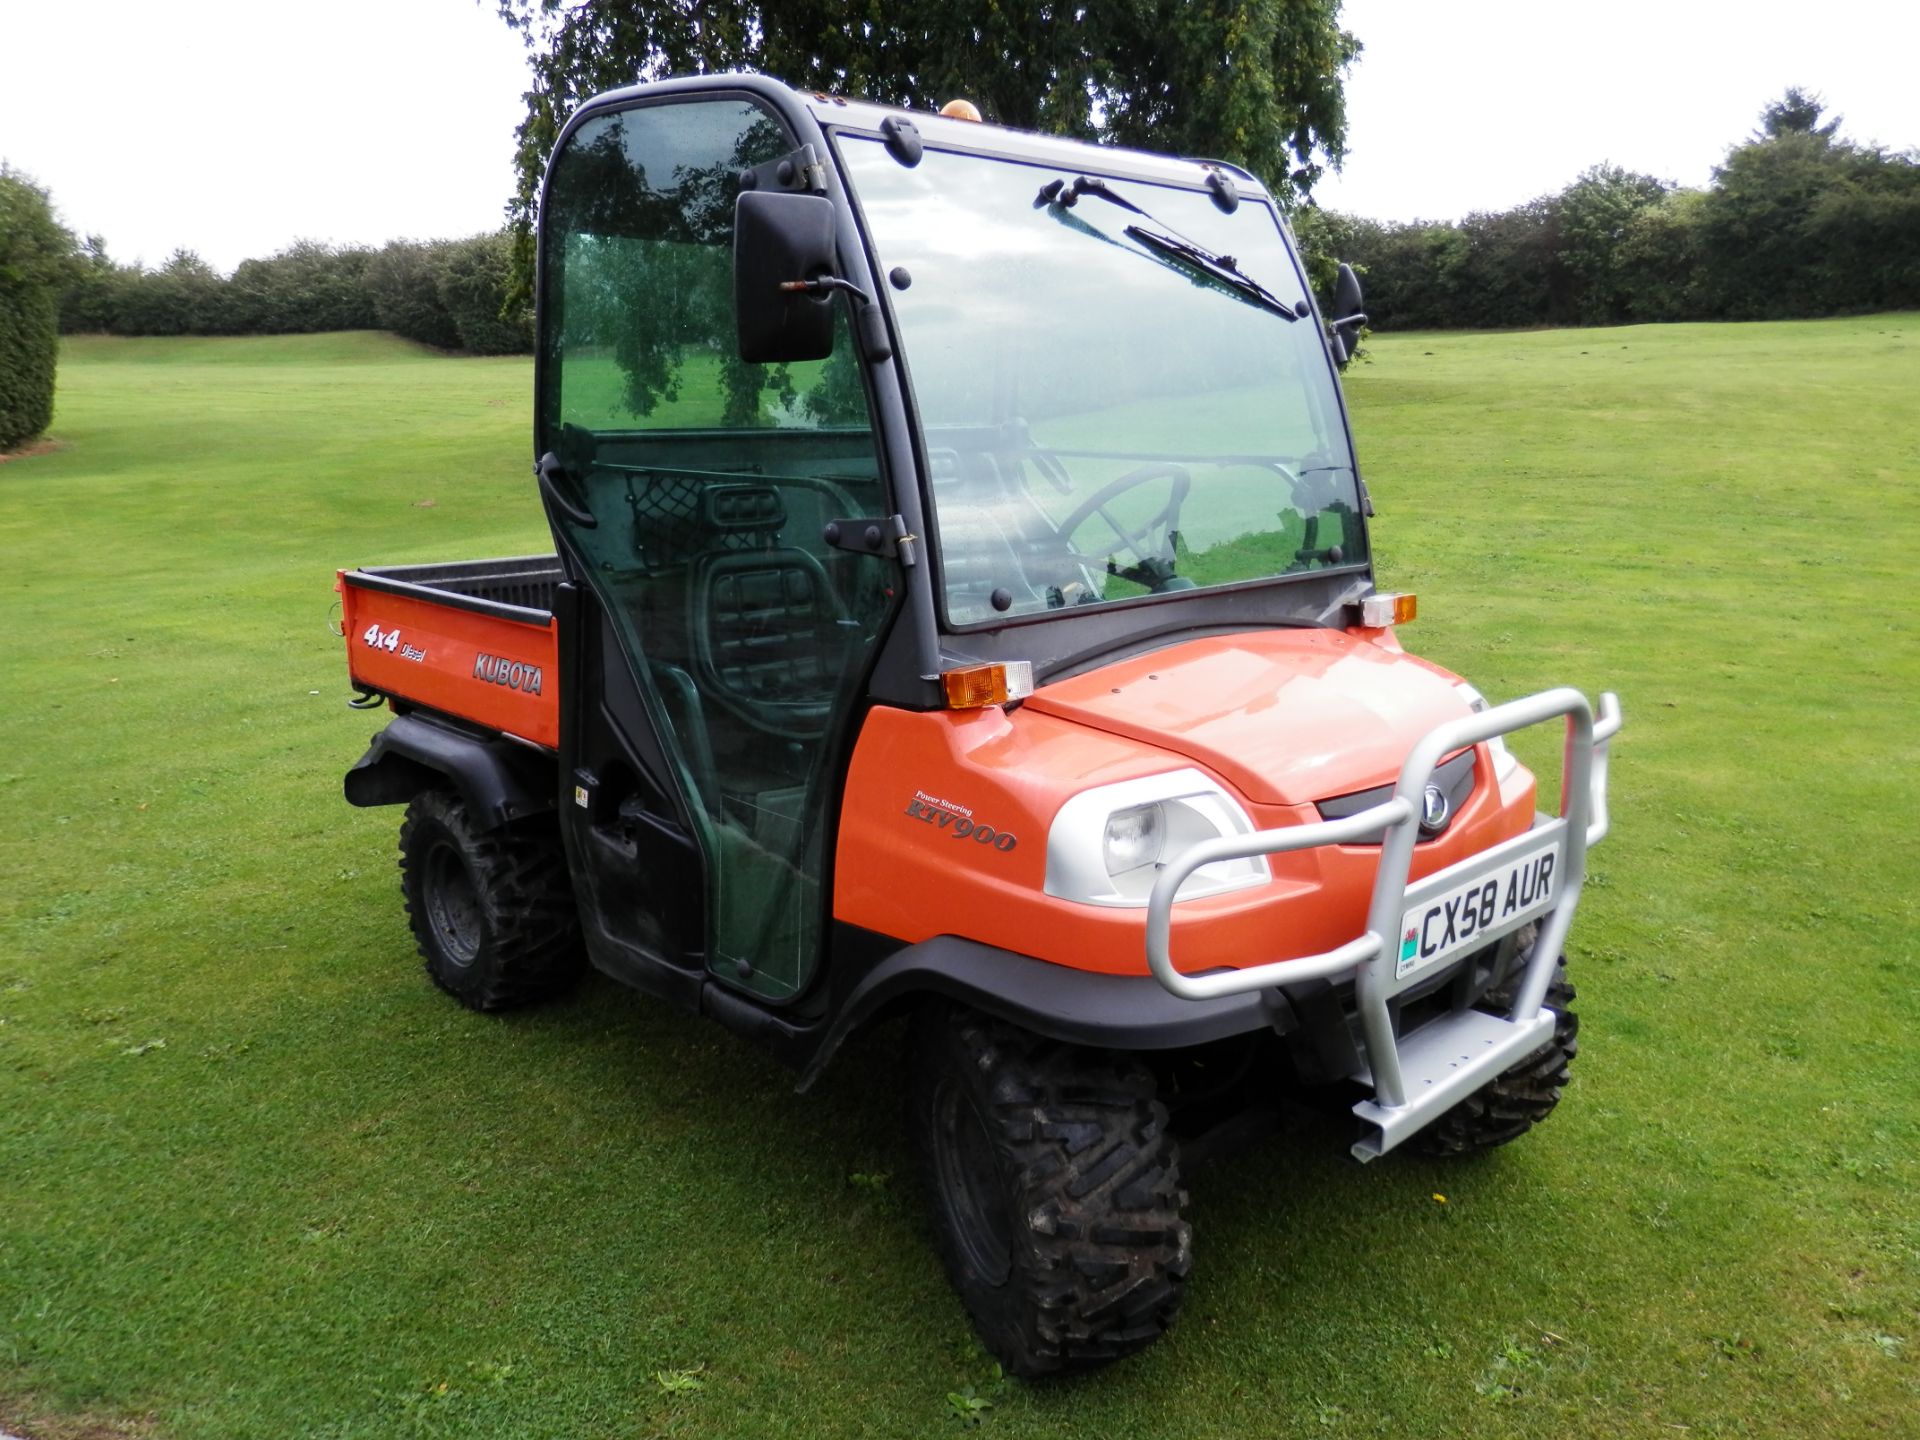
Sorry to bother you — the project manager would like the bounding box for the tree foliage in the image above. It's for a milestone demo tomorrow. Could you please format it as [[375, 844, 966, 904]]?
[[0, 165, 76, 450], [495, 0, 1361, 301], [1756, 87, 1841, 142], [433, 232, 533, 354], [1299, 90, 1920, 331], [227, 240, 377, 334], [364, 240, 465, 350]]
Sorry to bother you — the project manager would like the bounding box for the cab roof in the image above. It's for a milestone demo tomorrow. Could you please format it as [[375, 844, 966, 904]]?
[[572, 72, 1273, 207], [799, 88, 1268, 200]]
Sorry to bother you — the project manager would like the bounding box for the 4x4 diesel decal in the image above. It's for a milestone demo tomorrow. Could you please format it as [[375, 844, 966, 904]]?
[[360, 624, 426, 662], [904, 790, 1018, 851]]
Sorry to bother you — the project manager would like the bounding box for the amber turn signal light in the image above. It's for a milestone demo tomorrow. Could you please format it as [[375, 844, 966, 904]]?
[[1358, 592, 1418, 627], [942, 661, 1035, 709]]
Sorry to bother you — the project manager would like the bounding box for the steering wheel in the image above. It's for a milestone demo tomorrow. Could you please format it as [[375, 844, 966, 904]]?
[[1057, 463, 1192, 590]]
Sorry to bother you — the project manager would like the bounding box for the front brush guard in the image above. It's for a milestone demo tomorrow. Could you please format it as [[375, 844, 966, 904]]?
[[1143, 687, 1622, 1160]]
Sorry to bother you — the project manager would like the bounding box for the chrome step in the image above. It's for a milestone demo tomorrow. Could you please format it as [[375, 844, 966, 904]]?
[[1350, 1008, 1557, 1161]]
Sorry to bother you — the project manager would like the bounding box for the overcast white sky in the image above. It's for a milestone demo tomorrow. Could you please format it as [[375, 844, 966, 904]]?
[[1312, 0, 1920, 220], [2, 0, 1916, 272], [0, 0, 530, 272]]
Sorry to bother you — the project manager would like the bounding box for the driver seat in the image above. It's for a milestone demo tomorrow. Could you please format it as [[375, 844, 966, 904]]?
[[689, 539, 851, 739]]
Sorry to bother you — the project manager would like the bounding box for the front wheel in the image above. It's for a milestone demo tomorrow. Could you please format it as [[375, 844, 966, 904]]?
[[907, 1005, 1191, 1377], [397, 789, 583, 1011]]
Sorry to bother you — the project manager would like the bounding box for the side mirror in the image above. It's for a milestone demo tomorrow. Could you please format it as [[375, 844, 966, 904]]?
[[734, 190, 838, 364], [1327, 261, 1367, 370], [1331, 261, 1364, 322]]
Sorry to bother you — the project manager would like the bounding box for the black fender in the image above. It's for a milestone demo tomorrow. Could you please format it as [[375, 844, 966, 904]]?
[[796, 935, 1282, 1089], [343, 712, 557, 830]]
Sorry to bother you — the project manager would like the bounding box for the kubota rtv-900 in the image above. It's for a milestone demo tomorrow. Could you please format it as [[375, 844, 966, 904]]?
[[337, 74, 1621, 1375]]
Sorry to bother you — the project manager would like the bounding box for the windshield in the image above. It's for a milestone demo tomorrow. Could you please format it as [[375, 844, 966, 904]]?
[[839, 137, 1367, 627]]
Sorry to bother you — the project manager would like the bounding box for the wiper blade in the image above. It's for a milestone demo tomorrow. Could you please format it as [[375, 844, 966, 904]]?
[[1036, 172, 1303, 323], [1122, 224, 1302, 322]]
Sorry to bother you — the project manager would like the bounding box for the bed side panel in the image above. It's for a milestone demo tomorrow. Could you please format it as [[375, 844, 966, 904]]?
[[339, 572, 560, 748]]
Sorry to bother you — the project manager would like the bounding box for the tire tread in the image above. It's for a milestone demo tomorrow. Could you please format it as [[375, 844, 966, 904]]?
[[398, 789, 583, 1011], [911, 1007, 1191, 1376]]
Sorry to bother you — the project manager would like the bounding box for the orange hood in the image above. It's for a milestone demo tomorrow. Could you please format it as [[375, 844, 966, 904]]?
[[1022, 629, 1472, 807]]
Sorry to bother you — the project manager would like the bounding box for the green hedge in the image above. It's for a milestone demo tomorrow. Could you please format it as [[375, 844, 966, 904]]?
[[60, 232, 530, 355], [364, 240, 464, 350], [433, 233, 531, 355], [0, 167, 75, 450]]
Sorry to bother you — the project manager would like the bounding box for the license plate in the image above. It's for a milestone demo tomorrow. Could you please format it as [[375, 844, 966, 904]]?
[[1397, 840, 1562, 980]]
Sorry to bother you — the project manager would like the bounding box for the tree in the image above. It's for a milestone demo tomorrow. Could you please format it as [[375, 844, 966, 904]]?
[[1756, 87, 1841, 142], [433, 232, 532, 354], [366, 239, 464, 349], [1556, 165, 1670, 323], [0, 165, 77, 451], [1704, 94, 1859, 318], [227, 240, 377, 334], [494, 0, 1361, 302], [114, 249, 230, 336], [1296, 87, 1914, 333], [59, 233, 131, 335], [1613, 188, 1707, 322]]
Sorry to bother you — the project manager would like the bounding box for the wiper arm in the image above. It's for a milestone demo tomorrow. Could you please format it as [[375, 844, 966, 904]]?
[[1036, 173, 1304, 322], [1123, 225, 1302, 322], [1034, 174, 1150, 217]]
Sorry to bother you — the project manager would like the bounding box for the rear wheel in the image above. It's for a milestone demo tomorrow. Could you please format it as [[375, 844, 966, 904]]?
[[1407, 952, 1578, 1157], [397, 789, 583, 1010], [908, 1005, 1191, 1377]]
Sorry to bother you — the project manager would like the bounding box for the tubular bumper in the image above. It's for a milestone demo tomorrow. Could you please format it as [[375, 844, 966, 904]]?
[[1144, 688, 1622, 1161]]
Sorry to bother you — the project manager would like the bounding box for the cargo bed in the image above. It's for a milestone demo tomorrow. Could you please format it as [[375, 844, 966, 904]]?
[[337, 556, 563, 748]]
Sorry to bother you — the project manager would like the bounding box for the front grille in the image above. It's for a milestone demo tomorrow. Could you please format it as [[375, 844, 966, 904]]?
[[1314, 747, 1476, 842]]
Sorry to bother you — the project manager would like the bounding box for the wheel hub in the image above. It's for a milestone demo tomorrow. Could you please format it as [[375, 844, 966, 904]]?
[[423, 842, 483, 966]]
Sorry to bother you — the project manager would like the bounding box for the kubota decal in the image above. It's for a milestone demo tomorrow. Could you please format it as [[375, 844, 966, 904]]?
[[904, 791, 1017, 851], [474, 652, 543, 695]]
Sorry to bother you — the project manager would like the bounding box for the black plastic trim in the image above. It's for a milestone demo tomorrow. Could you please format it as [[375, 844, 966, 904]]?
[[796, 934, 1275, 1087], [1317, 747, 1478, 840], [341, 568, 554, 628], [343, 712, 557, 829]]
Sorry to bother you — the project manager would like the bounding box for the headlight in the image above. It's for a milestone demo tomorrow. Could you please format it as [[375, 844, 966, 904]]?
[[1047, 769, 1270, 907], [1103, 803, 1165, 875]]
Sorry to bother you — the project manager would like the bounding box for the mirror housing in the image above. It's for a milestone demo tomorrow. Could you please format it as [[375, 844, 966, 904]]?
[[734, 190, 838, 364], [1331, 261, 1364, 322], [1327, 261, 1367, 370]]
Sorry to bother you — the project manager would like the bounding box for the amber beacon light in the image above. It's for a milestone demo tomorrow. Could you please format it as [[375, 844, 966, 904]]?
[[1359, 592, 1418, 627], [941, 661, 1035, 709]]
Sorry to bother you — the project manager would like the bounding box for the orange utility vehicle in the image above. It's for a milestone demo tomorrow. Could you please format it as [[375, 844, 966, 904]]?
[[338, 74, 1621, 1375]]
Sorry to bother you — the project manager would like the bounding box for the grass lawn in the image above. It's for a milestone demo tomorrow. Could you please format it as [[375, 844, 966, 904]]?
[[3, 319, 1917, 1437]]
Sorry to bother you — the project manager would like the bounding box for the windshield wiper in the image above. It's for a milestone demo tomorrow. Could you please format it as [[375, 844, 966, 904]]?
[[1121, 225, 1301, 322], [1036, 173, 1302, 322]]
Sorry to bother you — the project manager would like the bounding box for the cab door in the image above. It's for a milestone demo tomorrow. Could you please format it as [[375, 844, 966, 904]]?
[[537, 96, 898, 1000]]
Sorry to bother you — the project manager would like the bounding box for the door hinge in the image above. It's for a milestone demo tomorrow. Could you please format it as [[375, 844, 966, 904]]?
[[740, 143, 828, 196], [823, 514, 918, 566]]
